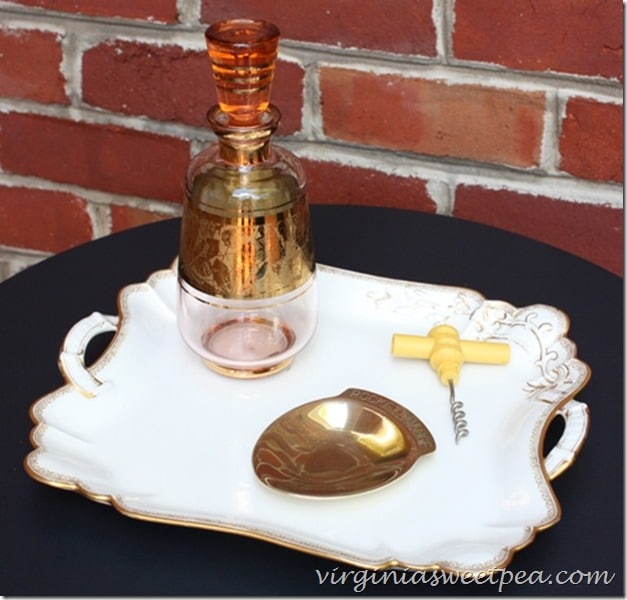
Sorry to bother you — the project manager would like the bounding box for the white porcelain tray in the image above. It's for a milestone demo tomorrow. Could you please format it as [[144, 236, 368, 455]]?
[[25, 264, 590, 573]]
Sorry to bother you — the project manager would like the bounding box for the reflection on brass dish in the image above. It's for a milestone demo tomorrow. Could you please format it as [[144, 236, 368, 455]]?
[[252, 388, 436, 497]]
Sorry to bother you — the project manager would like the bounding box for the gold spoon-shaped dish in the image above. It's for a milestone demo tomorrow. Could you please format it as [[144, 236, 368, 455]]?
[[252, 388, 436, 497]]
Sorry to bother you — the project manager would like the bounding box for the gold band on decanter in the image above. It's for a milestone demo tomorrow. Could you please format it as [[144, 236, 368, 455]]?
[[179, 191, 315, 299]]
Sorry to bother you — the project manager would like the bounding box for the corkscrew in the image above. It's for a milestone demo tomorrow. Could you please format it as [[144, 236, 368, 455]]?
[[391, 325, 510, 444], [447, 379, 468, 443]]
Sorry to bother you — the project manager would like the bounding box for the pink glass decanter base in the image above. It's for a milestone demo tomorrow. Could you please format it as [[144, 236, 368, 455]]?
[[201, 317, 296, 378]]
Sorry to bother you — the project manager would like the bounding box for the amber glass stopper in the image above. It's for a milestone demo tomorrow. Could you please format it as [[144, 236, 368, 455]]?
[[205, 19, 280, 126]]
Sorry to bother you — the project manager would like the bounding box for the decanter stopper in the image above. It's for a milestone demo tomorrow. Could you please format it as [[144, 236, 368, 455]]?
[[205, 19, 279, 126]]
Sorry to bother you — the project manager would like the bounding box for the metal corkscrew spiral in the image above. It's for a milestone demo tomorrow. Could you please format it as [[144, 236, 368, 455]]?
[[448, 379, 469, 443], [391, 325, 510, 445]]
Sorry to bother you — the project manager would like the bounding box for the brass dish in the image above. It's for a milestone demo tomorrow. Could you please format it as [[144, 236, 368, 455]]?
[[252, 388, 436, 497]]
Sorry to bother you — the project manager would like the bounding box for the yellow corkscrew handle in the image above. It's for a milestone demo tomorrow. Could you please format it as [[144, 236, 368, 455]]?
[[391, 324, 510, 386]]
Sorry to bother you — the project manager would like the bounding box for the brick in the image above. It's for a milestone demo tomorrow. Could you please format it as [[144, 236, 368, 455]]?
[[110, 204, 176, 233], [0, 113, 189, 202], [0, 28, 67, 104], [201, 0, 437, 56], [302, 159, 436, 212], [82, 42, 212, 128], [0, 185, 93, 253], [8, 0, 178, 23], [454, 186, 624, 276], [273, 61, 306, 135], [82, 41, 304, 134], [560, 98, 623, 183], [320, 68, 545, 168], [453, 0, 623, 80]]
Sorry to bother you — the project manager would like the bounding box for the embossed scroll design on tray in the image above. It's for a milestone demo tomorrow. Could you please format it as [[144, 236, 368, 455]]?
[[363, 281, 586, 408]]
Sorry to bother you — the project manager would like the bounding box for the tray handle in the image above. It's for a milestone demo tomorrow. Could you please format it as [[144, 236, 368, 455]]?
[[58, 311, 119, 398], [544, 399, 590, 480]]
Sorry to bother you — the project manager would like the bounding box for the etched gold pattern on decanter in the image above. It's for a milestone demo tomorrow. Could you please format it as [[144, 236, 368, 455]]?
[[179, 180, 314, 299]]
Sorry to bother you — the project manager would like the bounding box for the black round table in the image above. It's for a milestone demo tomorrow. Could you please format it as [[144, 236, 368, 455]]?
[[0, 206, 622, 596]]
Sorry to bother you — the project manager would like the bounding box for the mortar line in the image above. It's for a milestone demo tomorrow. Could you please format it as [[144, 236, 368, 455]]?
[[432, 0, 450, 64], [176, 0, 200, 27], [0, 97, 212, 140], [0, 172, 185, 212], [301, 64, 324, 140], [283, 142, 623, 208], [539, 91, 560, 173]]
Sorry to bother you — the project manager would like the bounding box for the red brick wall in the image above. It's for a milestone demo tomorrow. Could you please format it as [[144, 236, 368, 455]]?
[[0, 0, 622, 279]]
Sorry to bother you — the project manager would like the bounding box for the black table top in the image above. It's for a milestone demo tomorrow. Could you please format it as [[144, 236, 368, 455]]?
[[0, 206, 623, 596]]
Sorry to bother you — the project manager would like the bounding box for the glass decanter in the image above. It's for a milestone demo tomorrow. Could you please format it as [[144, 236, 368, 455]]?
[[177, 19, 317, 378]]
